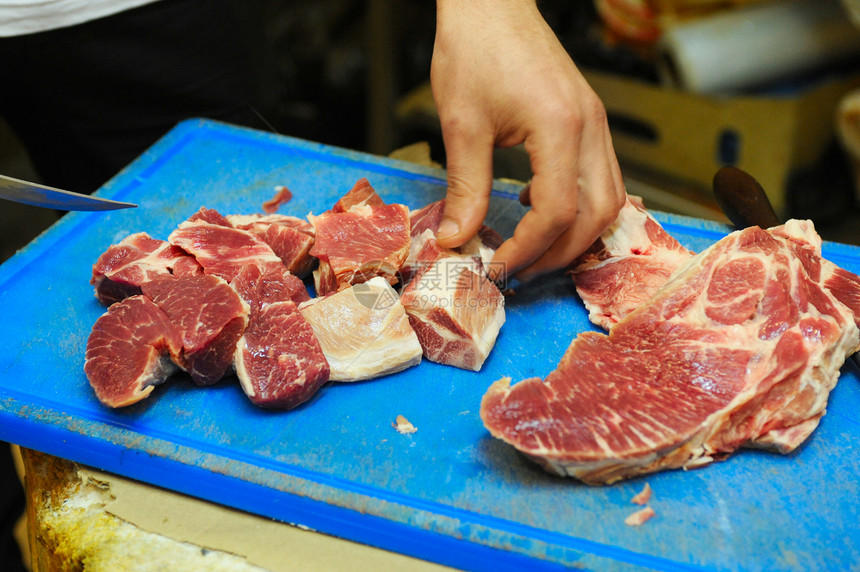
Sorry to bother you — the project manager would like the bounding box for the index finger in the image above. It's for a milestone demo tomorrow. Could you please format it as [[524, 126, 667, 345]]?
[[490, 168, 579, 282]]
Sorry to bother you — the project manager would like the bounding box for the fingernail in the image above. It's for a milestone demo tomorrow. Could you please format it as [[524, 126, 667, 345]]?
[[437, 218, 459, 240]]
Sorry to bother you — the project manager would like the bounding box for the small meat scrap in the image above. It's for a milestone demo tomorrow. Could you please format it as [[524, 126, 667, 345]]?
[[392, 415, 417, 434], [309, 179, 410, 295], [91, 232, 202, 305], [299, 277, 422, 382], [262, 185, 293, 213], [631, 482, 652, 505], [624, 506, 656, 527]]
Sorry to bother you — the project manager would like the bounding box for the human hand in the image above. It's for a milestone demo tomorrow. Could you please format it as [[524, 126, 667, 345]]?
[[431, 0, 626, 283]]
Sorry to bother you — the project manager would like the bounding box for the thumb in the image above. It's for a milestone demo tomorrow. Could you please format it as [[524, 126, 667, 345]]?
[[436, 141, 494, 249]]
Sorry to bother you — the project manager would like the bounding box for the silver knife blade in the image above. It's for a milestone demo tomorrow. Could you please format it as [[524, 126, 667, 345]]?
[[0, 174, 137, 211]]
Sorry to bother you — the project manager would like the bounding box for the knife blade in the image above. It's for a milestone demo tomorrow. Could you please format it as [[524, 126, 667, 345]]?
[[0, 174, 137, 211]]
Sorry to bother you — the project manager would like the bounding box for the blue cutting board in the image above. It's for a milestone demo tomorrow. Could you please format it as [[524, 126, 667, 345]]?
[[1, 119, 858, 571]]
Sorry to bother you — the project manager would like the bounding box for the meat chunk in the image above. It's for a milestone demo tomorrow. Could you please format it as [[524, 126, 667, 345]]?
[[228, 263, 309, 309], [309, 180, 410, 295], [481, 222, 860, 484], [84, 295, 182, 407], [231, 264, 330, 409], [570, 196, 693, 331], [227, 213, 316, 278], [401, 200, 501, 284], [90, 232, 202, 305], [401, 255, 505, 371], [299, 276, 422, 381], [331, 177, 385, 212], [397, 199, 506, 371], [141, 274, 249, 387], [168, 207, 287, 283], [232, 299, 330, 409]]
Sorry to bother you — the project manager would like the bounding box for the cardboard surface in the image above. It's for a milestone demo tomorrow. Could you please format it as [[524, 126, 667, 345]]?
[[1, 119, 859, 571], [100, 466, 449, 571]]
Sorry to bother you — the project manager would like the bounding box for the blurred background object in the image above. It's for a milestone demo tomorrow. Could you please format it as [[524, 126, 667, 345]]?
[[656, 0, 860, 94]]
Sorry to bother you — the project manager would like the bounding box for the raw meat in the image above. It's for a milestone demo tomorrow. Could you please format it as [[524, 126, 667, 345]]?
[[84, 295, 182, 408], [397, 199, 506, 370], [232, 299, 330, 409], [227, 213, 316, 278], [570, 196, 693, 331], [299, 276, 422, 381], [231, 264, 330, 409], [631, 483, 652, 505], [262, 185, 293, 213], [91, 232, 202, 305], [392, 414, 417, 434], [229, 263, 310, 308], [401, 255, 505, 371], [625, 507, 656, 526], [481, 221, 860, 484], [168, 207, 288, 283], [141, 274, 249, 387], [331, 177, 385, 212], [309, 181, 410, 295], [401, 199, 501, 284]]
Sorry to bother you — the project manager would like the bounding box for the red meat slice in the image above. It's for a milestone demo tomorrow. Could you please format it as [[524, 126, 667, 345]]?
[[570, 196, 693, 331], [309, 181, 410, 295], [141, 274, 249, 387], [84, 295, 182, 408], [481, 222, 860, 484], [227, 213, 316, 278], [231, 265, 330, 409], [90, 232, 202, 305], [168, 208, 289, 283], [331, 177, 385, 212]]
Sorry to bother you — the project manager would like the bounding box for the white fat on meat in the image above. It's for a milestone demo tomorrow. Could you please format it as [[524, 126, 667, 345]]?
[[299, 276, 422, 381]]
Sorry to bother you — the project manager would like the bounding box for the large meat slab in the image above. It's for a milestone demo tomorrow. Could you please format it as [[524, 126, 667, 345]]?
[[481, 220, 860, 484]]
